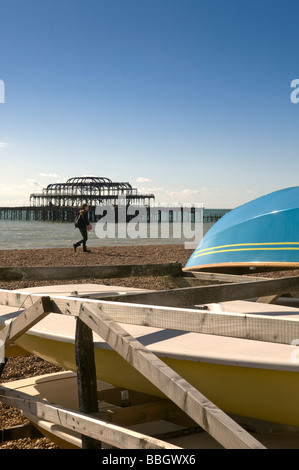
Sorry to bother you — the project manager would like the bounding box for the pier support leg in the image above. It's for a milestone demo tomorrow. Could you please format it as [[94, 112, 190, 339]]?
[[75, 317, 101, 449]]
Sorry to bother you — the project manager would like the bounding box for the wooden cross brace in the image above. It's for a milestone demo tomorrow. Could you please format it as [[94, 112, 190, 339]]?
[[0, 297, 53, 347], [77, 302, 266, 450]]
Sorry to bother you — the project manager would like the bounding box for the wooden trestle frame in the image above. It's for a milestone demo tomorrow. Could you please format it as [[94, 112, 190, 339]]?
[[1, 271, 299, 449]]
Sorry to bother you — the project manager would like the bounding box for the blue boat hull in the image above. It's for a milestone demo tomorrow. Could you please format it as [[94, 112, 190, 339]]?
[[184, 187, 299, 273]]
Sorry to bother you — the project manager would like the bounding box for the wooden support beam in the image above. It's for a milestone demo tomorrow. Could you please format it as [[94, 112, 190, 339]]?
[[2, 288, 299, 345], [75, 317, 101, 449], [0, 263, 182, 281], [0, 386, 179, 449], [93, 303, 299, 345], [78, 302, 265, 449], [0, 297, 52, 346], [103, 275, 299, 307], [183, 271, 262, 283], [96, 399, 197, 428], [1, 423, 42, 442], [257, 294, 281, 304]]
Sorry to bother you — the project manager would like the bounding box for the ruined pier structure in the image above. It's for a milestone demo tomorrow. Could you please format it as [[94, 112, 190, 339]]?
[[0, 176, 229, 223]]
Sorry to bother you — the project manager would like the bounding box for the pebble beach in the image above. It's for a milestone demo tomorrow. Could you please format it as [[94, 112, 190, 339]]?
[[0, 244, 299, 449]]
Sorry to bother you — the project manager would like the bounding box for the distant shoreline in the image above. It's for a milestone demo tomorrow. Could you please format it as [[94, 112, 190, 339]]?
[[0, 219, 214, 251]]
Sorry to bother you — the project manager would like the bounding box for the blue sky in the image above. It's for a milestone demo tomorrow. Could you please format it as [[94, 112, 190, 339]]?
[[0, 0, 299, 208]]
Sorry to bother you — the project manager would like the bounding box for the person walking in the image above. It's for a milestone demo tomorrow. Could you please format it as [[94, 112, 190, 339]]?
[[73, 203, 92, 253]]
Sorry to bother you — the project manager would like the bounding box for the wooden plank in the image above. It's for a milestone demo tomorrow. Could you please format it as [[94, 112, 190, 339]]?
[[99, 399, 195, 427], [0, 297, 52, 346], [103, 275, 299, 307], [2, 288, 299, 344], [0, 386, 179, 449], [0, 263, 182, 281], [78, 302, 265, 449], [257, 295, 281, 304], [1, 423, 42, 442], [75, 317, 101, 449], [0, 289, 35, 309], [183, 271, 262, 283], [92, 303, 299, 345], [96, 399, 197, 428]]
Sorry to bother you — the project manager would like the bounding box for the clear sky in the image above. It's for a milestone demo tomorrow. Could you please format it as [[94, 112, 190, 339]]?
[[0, 0, 299, 209]]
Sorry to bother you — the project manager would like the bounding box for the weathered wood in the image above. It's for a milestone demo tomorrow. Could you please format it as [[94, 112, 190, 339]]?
[[0, 263, 182, 281], [2, 288, 299, 345], [0, 297, 52, 346], [75, 317, 101, 449], [257, 294, 281, 304], [78, 302, 265, 449], [0, 386, 179, 449], [1, 423, 42, 442], [97, 399, 197, 428], [104, 275, 299, 307], [92, 303, 299, 345], [183, 271, 262, 283]]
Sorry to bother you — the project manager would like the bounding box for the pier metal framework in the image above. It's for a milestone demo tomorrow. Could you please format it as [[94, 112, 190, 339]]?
[[0, 176, 230, 223], [29, 176, 155, 208]]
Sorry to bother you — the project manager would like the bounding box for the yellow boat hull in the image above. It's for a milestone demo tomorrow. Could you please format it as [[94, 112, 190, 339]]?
[[14, 332, 299, 429]]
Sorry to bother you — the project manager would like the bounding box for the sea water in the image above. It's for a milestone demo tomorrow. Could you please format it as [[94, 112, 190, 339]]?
[[0, 220, 215, 250]]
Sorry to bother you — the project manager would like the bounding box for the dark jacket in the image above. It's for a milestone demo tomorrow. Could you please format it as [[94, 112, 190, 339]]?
[[77, 210, 90, 228]]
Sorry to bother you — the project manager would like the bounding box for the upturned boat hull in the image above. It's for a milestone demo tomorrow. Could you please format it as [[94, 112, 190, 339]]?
[[184, 186, 299, 273]]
